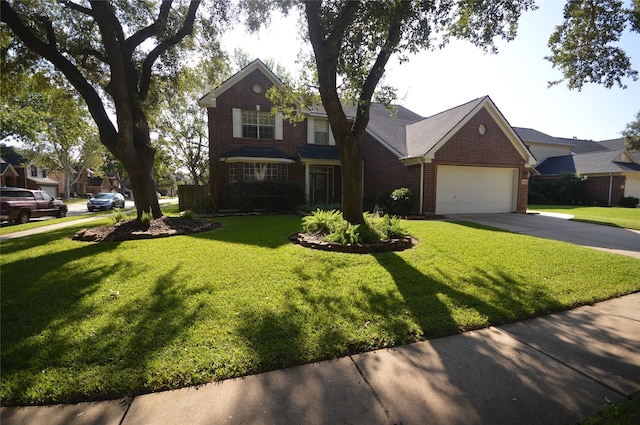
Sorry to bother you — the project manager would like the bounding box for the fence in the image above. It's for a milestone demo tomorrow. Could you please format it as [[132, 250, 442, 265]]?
[[178, 185, 216, 212]]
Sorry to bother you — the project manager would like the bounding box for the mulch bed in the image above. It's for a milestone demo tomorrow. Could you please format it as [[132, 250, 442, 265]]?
[[291, 232, 416, 254], [73, 216, 221, 242]]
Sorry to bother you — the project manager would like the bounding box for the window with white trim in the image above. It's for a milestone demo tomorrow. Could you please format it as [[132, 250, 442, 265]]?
[[229, 163, 238, 182], [314, 119, 329, 145], [244, 163, 278, 182], [241, 110, 275, 139]]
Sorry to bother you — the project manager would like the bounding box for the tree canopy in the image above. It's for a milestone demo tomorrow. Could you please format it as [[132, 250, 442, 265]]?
[[1, 0, 230, 218], [547, 0, 639, 90], [253, 0, 536, 223], [622, 111, 640, 150]]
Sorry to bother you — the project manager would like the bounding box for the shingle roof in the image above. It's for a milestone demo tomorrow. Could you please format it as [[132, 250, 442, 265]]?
[[298, 145, 340, 161], [536, 150, 640, 175], [569, 138, 610, 154], [405, 96, 486, 158], [513, 128, 575, 146], [306, 103, 424, 157]]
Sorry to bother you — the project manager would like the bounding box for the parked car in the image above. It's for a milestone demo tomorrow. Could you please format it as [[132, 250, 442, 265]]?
[[87, 192, 126, 211], [0, 187, 68, 224]]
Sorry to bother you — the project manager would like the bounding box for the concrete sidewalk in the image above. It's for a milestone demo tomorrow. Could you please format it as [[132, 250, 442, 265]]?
[[2, 293, 639, 425]]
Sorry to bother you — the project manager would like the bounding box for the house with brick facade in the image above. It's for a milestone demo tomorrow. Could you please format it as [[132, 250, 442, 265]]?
[[199, 59, 535, 215], [515, 128, 640, 205]]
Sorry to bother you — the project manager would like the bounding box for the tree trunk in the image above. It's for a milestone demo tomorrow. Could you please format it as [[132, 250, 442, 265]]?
[[337, 133, 364, 225], [121, 144, 162, 219]]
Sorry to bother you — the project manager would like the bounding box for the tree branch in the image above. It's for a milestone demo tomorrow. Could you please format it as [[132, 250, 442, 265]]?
[[355, 1, 411, 135], [126, 0, 173, 52], [59, 0, 94, 17], [138, 0, 201, 100], [1, 1, 117, 148]]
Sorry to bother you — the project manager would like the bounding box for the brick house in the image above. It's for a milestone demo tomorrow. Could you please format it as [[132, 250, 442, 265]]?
[[515, 128, 640, 205], [199, 59, 535, 215]]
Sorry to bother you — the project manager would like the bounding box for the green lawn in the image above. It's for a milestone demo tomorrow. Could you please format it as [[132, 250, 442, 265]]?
[[529, 205, 640, 230], [2, 214, 639, 405]]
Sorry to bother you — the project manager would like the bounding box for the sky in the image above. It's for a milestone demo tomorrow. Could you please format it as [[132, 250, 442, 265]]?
[[220, 0, 640, 142]]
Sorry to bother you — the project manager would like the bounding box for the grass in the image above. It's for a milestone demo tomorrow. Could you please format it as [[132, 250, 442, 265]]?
[[529, 205, 640, 230], [580, 392, 640, 425], [1, 214, 639, 406]]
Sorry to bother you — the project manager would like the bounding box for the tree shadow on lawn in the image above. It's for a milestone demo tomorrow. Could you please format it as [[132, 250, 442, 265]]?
[[1, 238, 204, 405], [234, 245, 565, 372], [227, 246, 568, 423]]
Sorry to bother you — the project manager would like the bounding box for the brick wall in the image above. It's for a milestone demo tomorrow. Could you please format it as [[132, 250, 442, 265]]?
[[361, 133, 421, 208], [208, 69, 307, 198], [578, 175, 626, 205]]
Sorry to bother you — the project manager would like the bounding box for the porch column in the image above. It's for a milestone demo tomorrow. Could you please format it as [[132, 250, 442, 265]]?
[[305, 163, 310, 204]]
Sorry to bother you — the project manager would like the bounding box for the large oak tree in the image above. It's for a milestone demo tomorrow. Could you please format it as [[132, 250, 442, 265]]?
[[259, 0, 536, 224], [1, 0, 229, 218]]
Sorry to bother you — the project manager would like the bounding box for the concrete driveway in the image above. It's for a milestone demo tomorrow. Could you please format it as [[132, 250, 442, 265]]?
[[447, 213, 640, 259]]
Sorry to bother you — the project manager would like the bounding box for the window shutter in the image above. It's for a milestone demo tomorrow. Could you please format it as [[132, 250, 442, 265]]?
[[307, 118, 315, 144], [275, 112, 283, 140], [232, 108, 242, 138], [328, 124, 335, 146]]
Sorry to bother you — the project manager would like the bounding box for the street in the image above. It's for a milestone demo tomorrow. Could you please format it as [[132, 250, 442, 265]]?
[[1, 198, 178, 227]]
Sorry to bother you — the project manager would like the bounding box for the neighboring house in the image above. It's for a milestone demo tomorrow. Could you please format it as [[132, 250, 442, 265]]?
[[0, 146, 60, 197], [515, 129, 640, 204], [535, 150, 640, 203], [199, 59, 535, 215], [514, 128, 574, 163], [1, 158, 19, 187]]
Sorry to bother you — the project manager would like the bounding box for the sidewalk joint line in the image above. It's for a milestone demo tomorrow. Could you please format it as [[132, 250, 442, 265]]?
[[348, 355, 397, 425], [117, 396, 134, 425]]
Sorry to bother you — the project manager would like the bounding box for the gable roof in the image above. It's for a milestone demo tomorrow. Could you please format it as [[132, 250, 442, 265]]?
[[403, 96, 535, 164], [198, 59, 282, 108], [536, 150, 640, 176], [513, 128, 575, 147], [1, 162, 18, 176]]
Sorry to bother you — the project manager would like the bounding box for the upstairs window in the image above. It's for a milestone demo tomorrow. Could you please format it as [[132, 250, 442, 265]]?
[[314, 120, 329, 145], [30, 165, 38, 177], [241, 110, 275, 139], [307, 118, 334, 145], [233, 108, 283, 140]]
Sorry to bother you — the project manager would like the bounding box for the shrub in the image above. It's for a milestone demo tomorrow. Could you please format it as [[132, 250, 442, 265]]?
[[139, 210, 153, 228], [302, 209, 408, 245], [528, 190, 547, 205], [325, 221, 366, 245], [222, 182, 305, 211], [111, 208, 128, 224], [619, 196, 640, 208], [301, 209, 343, 234], [365, 213, 408, 240], [389, 188, 414, 215], [181, 209, 194, 220]]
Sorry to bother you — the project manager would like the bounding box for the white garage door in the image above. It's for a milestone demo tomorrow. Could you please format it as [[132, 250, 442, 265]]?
[[436, 165, 517, 214], [625, 176, 640, 199]]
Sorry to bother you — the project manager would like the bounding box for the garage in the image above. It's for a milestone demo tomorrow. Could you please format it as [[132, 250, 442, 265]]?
[[436, 165, 517, 214], [625, 175, 640, 199]]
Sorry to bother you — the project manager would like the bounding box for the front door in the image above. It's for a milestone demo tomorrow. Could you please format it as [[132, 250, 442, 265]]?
[[310, 166, 333, 205]]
